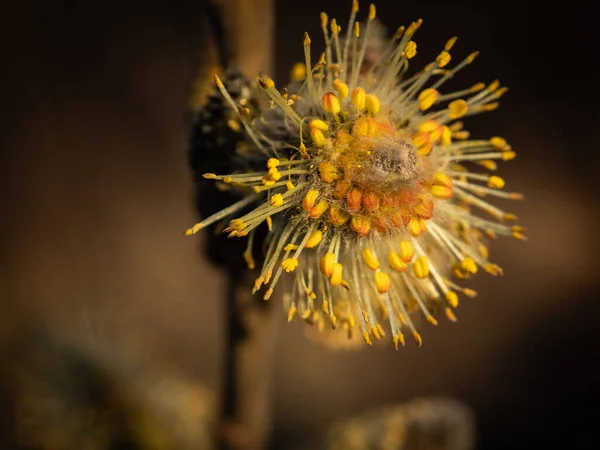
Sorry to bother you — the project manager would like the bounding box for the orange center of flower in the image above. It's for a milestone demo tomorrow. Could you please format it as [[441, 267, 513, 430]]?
[[309, 114, 451, 238]]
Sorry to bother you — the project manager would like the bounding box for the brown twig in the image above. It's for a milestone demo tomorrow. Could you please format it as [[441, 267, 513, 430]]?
[[204, 1, 276, 449]]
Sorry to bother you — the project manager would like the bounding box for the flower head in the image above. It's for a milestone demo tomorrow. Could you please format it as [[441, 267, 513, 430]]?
[[186, 2, 525, 348]]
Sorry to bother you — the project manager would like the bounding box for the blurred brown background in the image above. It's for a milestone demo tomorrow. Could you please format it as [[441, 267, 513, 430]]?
[[0, 0, 597, 449]]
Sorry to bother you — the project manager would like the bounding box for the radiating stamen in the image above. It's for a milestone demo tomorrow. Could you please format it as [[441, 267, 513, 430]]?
[[320, 12, 333, 86], [429, 51, 479, 91], [341, 0, 360, 82], [254, 222, 298, 293], [402, 273, 437, 326], [214, 75, 269, 154], [350, 4, 376, 90], [259, 75, 302, 126], [185, 193, 261, 235]]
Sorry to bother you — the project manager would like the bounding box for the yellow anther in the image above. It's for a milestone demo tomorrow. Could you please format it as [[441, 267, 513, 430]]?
[[263, 288, 273, 300], [453, 130, 470, 140], [320, 12, 328, 27], [303, 32, 311, 45], [311, 128, 326, 147], [413, 331, 423, 347], [445, 36, 458, 51], [509, 192, 524, 200], [426, 315, 438, 326], [431, 185, 453, 199], [350, 216, 371, 236], [484, 263, 503, 276], [287, 304, 297, 322], [495, 87, 509, 97], [309, 119, 329, 131], [488, 176, 505, 189], [226, 220, 246, 233], [327, 206, 350, 226], [412, 131, 432, 156], [227, 120, 240, 132], [408, 217, 426, 237], [267, 158, 280, 168], [203, 173, 217, 179], [490, 136, 510, 151], [387, 251, 408, 272], [308, 200, 329, 219], [413, 255, 429, 278], [330, 263, 343, 286], [512, 231, 527, 240], [484, 229, 497, 239], [441, 125, 452, 145], [436, 51, 451, 68], [418, 120, 443, 140], [368, 3, 376, 19], [466, 51, 479, 63], [433, 172, 453, 188], [270, 193, 283, 207], [478, 160, 497, 171], [418, 88, 438, 110], [471, 82, 485, 92], [304, 230, 323, 248], [362, 248, 380, 270], [352, 0, 359, 12], [267, 167, 282, 181], [445, 308, 457, 322], [284, 244, 298, 251], [448, 99, 468, 119], [320, 252, 335, 277], [330, 18, 339, 36], [482, 102, 499, 111], [504, 213, 518, 221], [363, 331, 373, 346], [258, 74, 275, 89], [478, 243, 489, 259], [460, 288, 476, 298], [322, 92, 341, 114], [502, 151, 516, 161], [353, 21, 360, 37], [365, 94, 380, 114], [404, 41, 417, 59], [282, 258, 299, 273], [286, 181, 295, 190], [461, 257, 478, 275], [351, 87, 366, 110], [332, 78, 349, 99], [399, 240, 414, 262], [445, 291, 459, 308], [290, 62, 306, 81], [352, 117, 378, 136], [488, 80, 500, 92], [390, 24, 404, 39], [374, 271, 390, 294], [298, 143, 308, 158], [213, 74, 225, 89], [302, 189, 319, 212], [393, 332, 405, 349], [347, 314, 355, 328], [318, 161, 340, 182], [243, 248, 255, 269]]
